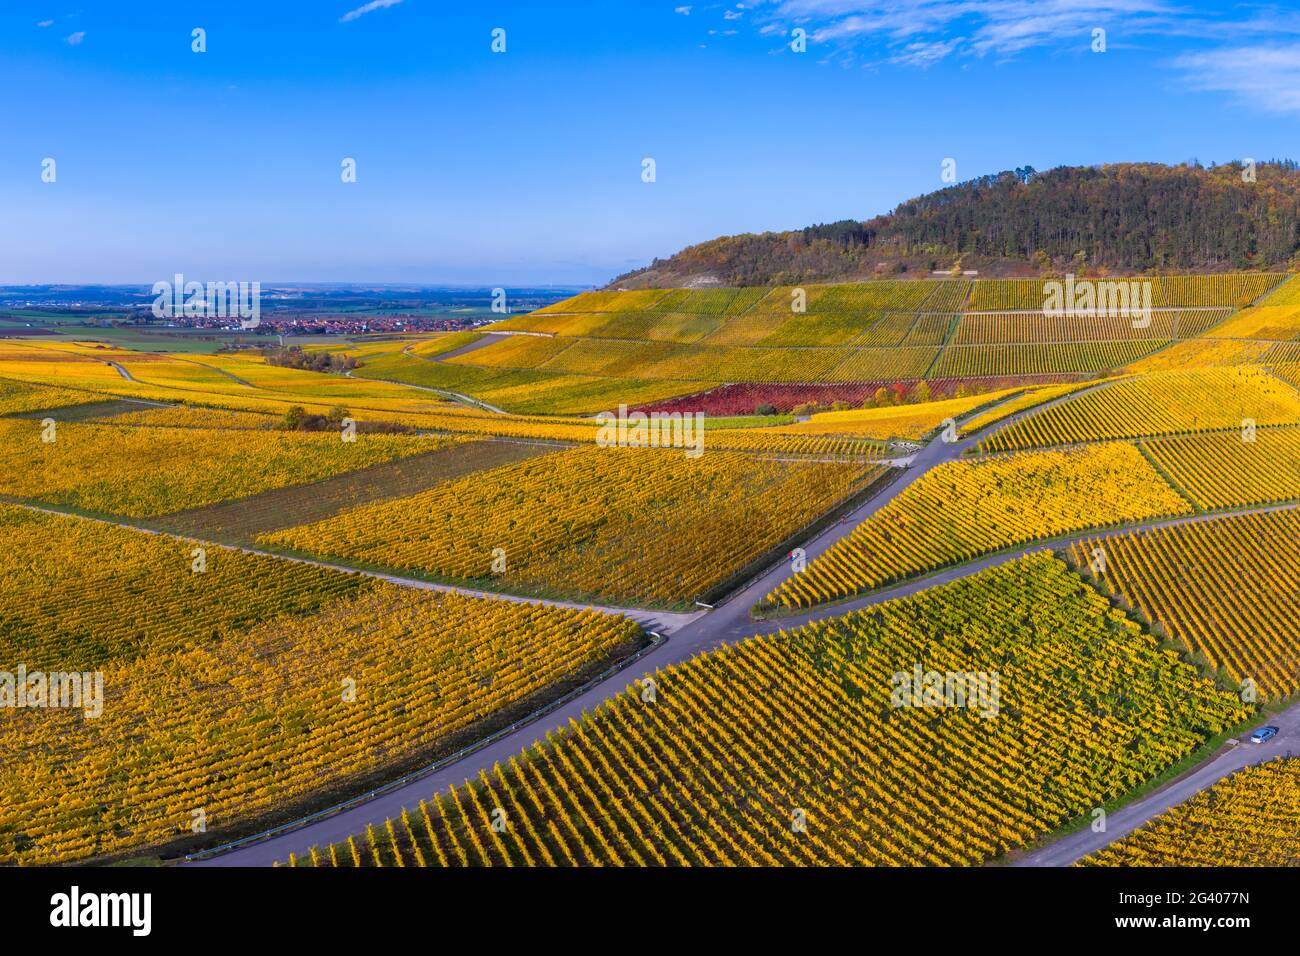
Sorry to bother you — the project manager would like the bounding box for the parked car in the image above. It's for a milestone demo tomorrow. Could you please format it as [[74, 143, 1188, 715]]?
[[1249, 726, 1281, 744]]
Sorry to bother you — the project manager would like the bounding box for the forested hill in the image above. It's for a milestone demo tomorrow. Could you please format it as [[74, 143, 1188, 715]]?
[[612, 162, 1300, 289]]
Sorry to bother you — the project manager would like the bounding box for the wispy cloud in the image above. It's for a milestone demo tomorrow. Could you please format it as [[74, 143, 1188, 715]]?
[[675, 5, 693, 14], [888, 36, 962, 67], [37, 19, 54, 28], [339, 0, 403, 24], [65, 31, 85, 45], [759, 0, 1178, 56], [1173, 43, 1300, 115], [748, 0, 1300, 111]]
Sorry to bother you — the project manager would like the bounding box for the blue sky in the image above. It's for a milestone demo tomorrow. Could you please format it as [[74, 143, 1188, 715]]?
[[1, 0, 1296, 285]]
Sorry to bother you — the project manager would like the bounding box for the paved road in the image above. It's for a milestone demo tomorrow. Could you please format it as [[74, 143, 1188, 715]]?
[[1014, 712, 1300, 867], [189, 381, 1133, 866]]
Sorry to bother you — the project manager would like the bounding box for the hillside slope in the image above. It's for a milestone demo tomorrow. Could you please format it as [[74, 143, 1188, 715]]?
[[614, 162, 1300, 289]]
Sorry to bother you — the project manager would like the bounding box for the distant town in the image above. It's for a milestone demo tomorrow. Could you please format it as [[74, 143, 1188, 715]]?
[[0, 284, 587, 338]]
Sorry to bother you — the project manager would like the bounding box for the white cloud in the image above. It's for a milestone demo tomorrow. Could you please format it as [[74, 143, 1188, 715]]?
[[675, 5, 692, 14], [339, 0, 403, 24], [757, 0, 1300, 61], [724, 8, 745, 19], [1173, 43, 1300, 115], [764, 0, 1178, 55], [65, 31, 85, 45], [37, 19, 54, 28], [889, 36, 962, 67], [747, 0, 1300, 115]]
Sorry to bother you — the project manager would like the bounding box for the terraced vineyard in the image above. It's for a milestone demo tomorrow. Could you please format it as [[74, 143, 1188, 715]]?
[[951, 309, 1227, 345], [291, 556, 1247, 867], [966, 274, 1284, 311], [399, 273, 1294, 415], [932, 341, 1167, 377]]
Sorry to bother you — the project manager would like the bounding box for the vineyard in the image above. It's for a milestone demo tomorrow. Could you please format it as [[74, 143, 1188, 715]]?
[[960, 381, 1102, 436], [1204, 302, 1300, 340], [966, 274, 1285, 311], [0, 418, 438, 518], [263, 447, 889, 607], [406, 273, 1296, 413], [0, 377, 117, 417], [1081, 761, 1300, 866], [0, 505, 371, 672], [761, 389, 1020, 441], [0, 270, 1296, 873], [629, 375, 1086, 416], [1072, 508, 1300, 699], [290, 556, 1247, 867], [1127, 337, 1275, 373], [105, 405, 282, 430], [977, 367, 1300, 452], [762, 442, 1192, 612], [1142, 426, 1300, 510], [0, 506, 642, 865], [156, 440, 556, 542], [931, 341, 1166, 378], [951, 309, 1228, 345]]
